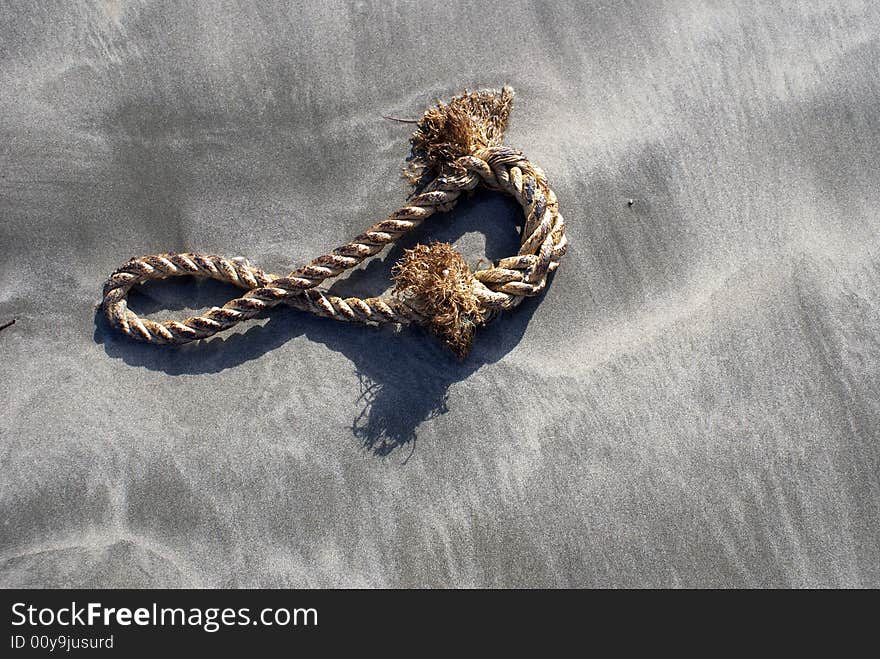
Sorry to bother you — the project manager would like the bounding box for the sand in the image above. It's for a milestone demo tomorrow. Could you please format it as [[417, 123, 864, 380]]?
[[1, 1, 878, 587]]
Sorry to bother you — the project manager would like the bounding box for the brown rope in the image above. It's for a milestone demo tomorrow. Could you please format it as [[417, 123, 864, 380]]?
[[100, 86, 567, 358]]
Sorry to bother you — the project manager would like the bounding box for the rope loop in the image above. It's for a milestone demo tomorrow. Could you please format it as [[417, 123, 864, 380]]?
[[101, 86, 568, 357]]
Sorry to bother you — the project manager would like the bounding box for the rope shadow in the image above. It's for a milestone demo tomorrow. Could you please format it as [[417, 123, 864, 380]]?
[[94, 190, 547, 457]]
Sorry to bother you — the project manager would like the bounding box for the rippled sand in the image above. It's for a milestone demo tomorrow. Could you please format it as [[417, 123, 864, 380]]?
[[1, 1, 878, 587]]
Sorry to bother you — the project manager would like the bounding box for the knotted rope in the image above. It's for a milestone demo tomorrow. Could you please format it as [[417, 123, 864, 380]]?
[[101, 86, 567, 357]]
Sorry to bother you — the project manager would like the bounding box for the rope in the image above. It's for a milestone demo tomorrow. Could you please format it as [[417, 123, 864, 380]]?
[[100, 86, 567, 357]]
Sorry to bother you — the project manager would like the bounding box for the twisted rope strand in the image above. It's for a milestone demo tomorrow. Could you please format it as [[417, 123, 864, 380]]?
[[101, 87, 567, 356]]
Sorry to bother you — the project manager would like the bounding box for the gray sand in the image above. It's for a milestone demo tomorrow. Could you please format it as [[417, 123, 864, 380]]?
[[1, 1, 878, 587]]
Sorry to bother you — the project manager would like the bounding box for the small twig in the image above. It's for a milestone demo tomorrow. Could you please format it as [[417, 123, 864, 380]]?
[[0, 318, 15, 332], [382, 115, 419, 124]]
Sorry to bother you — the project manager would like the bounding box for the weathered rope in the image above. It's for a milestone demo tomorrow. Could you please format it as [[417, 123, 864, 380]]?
[[101, 86, 567, 357]]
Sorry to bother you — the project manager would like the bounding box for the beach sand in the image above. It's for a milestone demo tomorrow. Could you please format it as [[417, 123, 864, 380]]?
[[1, 1, 878, 587]]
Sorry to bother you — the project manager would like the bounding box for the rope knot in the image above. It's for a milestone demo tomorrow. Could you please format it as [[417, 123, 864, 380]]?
[[392, 241, 490, 358], [406, 86, 514, 183]]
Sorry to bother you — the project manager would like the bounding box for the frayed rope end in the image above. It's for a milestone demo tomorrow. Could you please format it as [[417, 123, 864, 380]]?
[[405, 85, 514, 183], [392, 241, 489, 359]]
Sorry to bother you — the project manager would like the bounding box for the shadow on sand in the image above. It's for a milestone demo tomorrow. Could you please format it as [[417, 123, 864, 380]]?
[[94, 191, 549, 458]]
